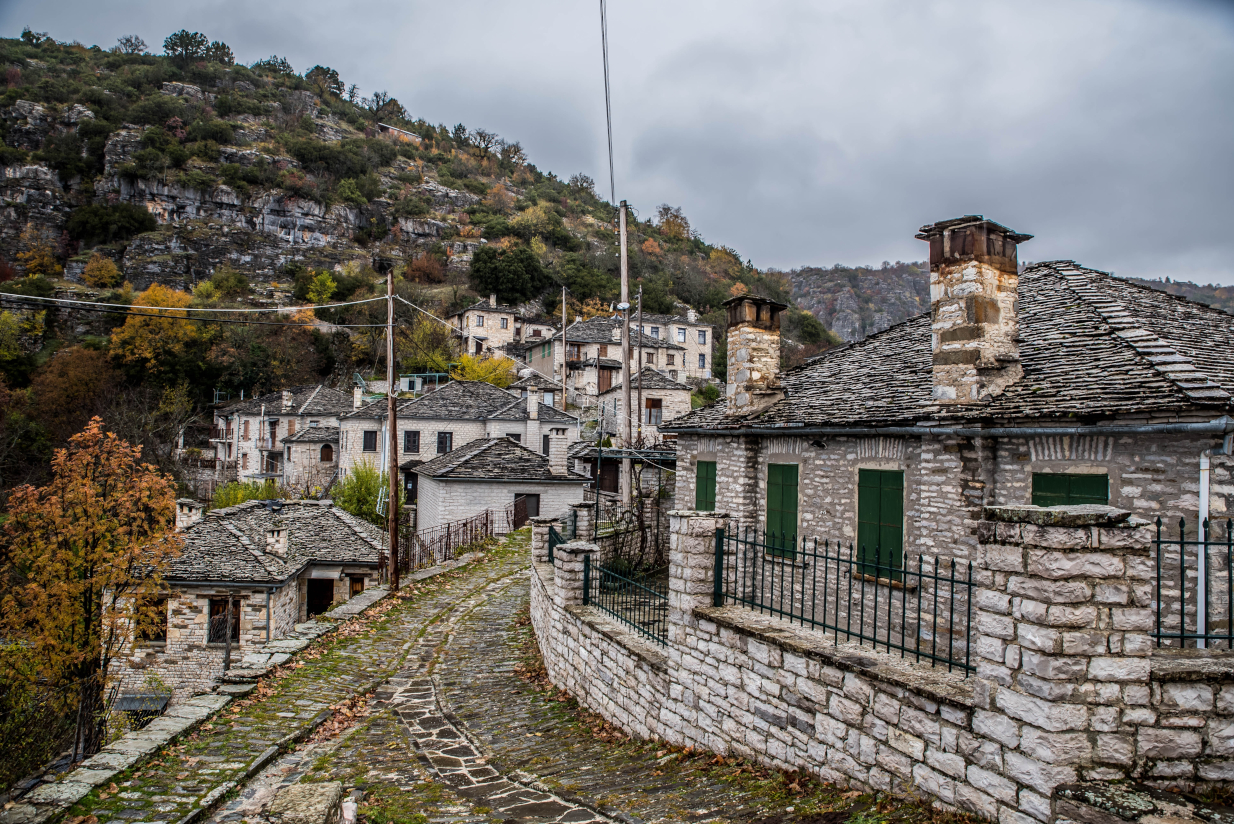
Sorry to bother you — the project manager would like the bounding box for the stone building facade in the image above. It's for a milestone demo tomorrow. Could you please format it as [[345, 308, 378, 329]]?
[[597, 367, 694, 444], [116, 499, 384, 703], [448, 295, 555, 358]]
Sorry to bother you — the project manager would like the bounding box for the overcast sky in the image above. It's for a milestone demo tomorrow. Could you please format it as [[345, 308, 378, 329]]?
[[5, 1, 1234, 283]]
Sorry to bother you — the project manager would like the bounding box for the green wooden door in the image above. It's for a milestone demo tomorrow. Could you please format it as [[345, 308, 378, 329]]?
[[1032, 473, 1108, 507], [766, 463, 799, 556], [695, 461, 717, 511], [857, 469, 904, 577]]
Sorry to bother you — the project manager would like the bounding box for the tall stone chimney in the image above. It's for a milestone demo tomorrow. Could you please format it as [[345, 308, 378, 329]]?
[[176, 498, 204, 530], [281, 389, 294, 412], [527, 387, 539, 420], [353, 387, 363, 409], [723, 295, 787, 417], [265, 521, 288, 557], [548, 434, 568, 476], [490, 293, 497, 307], [916, 216, 1033, 403]]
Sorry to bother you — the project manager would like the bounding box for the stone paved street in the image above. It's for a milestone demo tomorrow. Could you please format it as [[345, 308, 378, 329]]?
[[61, 533, 836, 824]]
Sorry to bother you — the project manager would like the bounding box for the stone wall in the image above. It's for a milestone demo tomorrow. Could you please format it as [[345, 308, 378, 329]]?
[[416, 477, 585, 533], [530, 510, 1234, 823], [338, 418, 488, 476]]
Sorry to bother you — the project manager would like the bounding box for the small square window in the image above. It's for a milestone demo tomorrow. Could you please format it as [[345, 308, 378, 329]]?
[[667, 354, 675, 366], [476, 315, 484, 327], [363, 431, 378, 452], [208, 598, 240, 644], [650, 327, 659, 338]]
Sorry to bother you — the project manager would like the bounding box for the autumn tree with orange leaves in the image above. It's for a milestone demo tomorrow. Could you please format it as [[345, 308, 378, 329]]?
[[0, 418, 181, 757]]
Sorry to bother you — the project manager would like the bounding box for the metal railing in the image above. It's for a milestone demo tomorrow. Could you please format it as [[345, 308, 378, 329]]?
[[583, 555, 668, 644], [397, 503, 517, 573], [1154, 517, 1234, 649], [548, 524, 565, 563], [715, 527, 975, 674]]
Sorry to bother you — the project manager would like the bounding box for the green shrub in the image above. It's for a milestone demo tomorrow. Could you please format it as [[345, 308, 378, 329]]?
[[469, 245, 551, 304], [337, 177, 366, 205], [127, 95, 186, 125], [178, 168, 216, 191], [0, 146, 29, 166], [212, 480, 278, 509], [393, 195, 431, 219], [219, 160, 277, 195], [332, 460, 398, 527], [66, 203, 158, 246], [214, 94, 265, 118], [186, 119, 233, 144], [210, 267, 250, 297], [189, 139, 221, 161]]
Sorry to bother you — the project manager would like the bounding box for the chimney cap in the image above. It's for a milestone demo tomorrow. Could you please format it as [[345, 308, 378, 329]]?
[[915, 215, 1033, 245], [721, 294, 788, 311]]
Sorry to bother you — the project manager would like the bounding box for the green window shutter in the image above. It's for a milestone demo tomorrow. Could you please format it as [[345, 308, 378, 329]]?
[[1032, 473, 1108, 507], [766, 463, 799, 557], [695, 461, 716, 511], [857, 469, 904, 578]]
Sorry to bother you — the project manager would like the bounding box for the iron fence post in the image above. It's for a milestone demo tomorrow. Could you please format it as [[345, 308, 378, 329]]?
[[714, 527, 724, 607], [583, 553, 591, 606]]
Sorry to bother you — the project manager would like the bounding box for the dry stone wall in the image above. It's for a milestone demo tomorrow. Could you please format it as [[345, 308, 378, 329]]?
[[530, 510, 1234, 823]]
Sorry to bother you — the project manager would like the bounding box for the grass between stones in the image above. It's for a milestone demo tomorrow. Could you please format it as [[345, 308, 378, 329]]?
[[510, 601, 982, 824]]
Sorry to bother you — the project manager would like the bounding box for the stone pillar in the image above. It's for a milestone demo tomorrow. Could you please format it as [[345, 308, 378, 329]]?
[[553, 540, 597, 610], [176, 498, 204, 530], [973, 505, 1153, 805], [571, 501, 595, 541], [529, 516, 558, 564], [667, 511, 730, 635]]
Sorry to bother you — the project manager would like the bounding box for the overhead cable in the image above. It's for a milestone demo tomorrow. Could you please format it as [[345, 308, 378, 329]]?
[[0, 292, 387, 314]]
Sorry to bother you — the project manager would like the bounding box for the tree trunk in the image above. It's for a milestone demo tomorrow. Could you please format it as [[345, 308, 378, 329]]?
[[74, 669, 105, 758]]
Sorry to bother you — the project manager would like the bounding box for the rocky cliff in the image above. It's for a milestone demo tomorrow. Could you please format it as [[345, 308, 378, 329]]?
[[787, 262, 928, 341]]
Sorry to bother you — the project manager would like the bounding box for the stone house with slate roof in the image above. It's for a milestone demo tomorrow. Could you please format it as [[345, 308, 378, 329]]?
[[210, 384, 355, 485], [598, 366, 693, 443], [510, 371, 564, 410], [338, 379, 578, 504], [282, 426, 340, 492], [413, 436, 589, 532], [117, 499, 384, 702], [526, 316, 686, 406], [663, 215, 1234, 573], [448, 294, 557, 357], [634, 310, 716, 380]]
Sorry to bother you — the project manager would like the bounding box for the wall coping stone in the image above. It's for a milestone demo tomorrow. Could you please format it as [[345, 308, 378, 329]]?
[[1149, 648, 1234, 682], [528, 516, 558, 525], [556, 540, 598, 555], [694, 605, 976, 710], [669, 509, 731, 518], [565, 603, 669, 671], [1053, 781, 1233, 824], [982, 505, 1131, 527]]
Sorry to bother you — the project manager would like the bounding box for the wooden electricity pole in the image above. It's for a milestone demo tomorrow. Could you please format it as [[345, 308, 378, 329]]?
[[619, 201, 632, 503], [387, 271, 399, 590], [635, 284, 643, 446]]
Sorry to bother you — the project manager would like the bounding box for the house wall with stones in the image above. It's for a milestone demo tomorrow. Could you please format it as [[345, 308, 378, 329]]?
[[599, 388, 692, 442], [285, 441, 339, 490], [416, 476, 587, 533], [531, 511, 1234, 824], [338, 419, 488, 474]]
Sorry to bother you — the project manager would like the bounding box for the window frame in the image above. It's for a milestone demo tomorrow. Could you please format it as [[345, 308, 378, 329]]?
[[1031, 473, 1109, 507], [320, 444, 334, 462], [139, 597, 169, 644], [766, 463, 799, 557], [207, 598, 241, 644], [645, 397, 663, 425], [696, 460, 717, 511], [677, 327, 687, 342], [437, 431, 453, 454], [404, 430, 420, 454], [698, 353, 706, 369], [857, 468, 904, 580], [698, 330, 707, 344], [362, 430, 378, 452]]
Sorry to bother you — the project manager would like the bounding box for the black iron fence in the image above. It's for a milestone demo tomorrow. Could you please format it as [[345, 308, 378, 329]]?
[[715, 527, 975, 674], [396, 503, 517, 574], [548, 524, 565, 563], [583, 554, 668, 644], [1154, 517, 1234, 649]]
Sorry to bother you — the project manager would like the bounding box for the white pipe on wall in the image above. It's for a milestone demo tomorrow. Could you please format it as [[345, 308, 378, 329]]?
[[1199, 451, 1211, 648]]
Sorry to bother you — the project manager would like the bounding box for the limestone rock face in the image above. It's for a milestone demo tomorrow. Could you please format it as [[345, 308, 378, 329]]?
[[62, 103, 95, 126], [0, 164, 69, 266], [3, 100, 54, 150], [161, 81, 206, 102]]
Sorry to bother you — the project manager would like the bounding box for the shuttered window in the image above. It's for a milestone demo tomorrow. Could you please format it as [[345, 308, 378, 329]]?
[[1032, 473, 1109, 507], [857, 469, 904, 578], [695, 461, 716, 511], [766, 463, 799, 556]]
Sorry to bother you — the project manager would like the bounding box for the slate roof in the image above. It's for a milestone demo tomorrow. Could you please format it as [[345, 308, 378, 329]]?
[[554, 317, 684, 349], [283, 426, 339, 443], [448, 297, 543, 320], [664, 261, 1234, 431], [169, 500, 383, 584], [220, 385, 354, 418], [510, 372, 562, 391], [344, 380, 575, 423], [600, 367, 693, 394], [637, 312, 713, 329], [414, 437, 590, 482]]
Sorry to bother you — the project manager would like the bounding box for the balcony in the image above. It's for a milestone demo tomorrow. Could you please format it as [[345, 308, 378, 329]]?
[[256, 437, 280, 451], [209, 428, 233, 441]]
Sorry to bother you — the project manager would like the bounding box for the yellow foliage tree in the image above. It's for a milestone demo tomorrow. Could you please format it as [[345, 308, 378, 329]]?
[[709, 248, 741, 278], [16, 241, 62, 278], [450, 353, 516, 388], [641, 238, 662, 257], [509, 204, 552, 238], [109, 284, 198, 372], [483, 185, 514, 214], [82, 253, 122, 288], [0, 418, 181, 755]]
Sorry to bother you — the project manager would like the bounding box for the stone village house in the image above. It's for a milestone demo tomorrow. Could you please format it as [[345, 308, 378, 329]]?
[[448, 294, 557, 358], [209, 385, 354, 488], [528, 216, 1234, 824], [117, 499, 384, 703], [413, 435, 589, 532], [598, 366, 694, 445], [338, 379, 578, 504]]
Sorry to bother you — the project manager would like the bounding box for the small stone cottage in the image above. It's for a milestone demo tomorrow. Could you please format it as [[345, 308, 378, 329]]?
[[117, 498, 384, 702], [414, 436, 589, 532]]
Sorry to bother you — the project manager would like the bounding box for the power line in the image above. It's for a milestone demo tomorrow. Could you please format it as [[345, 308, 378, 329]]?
[[599, 0, 617, 207], [0, 295, 394, 328], [0, 292, 388, 314]]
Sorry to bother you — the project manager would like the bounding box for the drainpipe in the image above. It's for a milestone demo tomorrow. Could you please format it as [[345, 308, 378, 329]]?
[[1197, 432, 1233, 649], [266, 587, 272, 643]]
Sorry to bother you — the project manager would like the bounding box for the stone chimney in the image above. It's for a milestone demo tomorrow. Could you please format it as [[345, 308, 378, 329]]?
[[527, 387, 539, 420], [548, 434, 568, 476], [353, 386, 363, 409], [916, 216, 1033, 403], [281, 389, 294, 412], [176, 498, 204, 530], [723, 295, 787, 417], [490, 293, 497, 307], [265, 521, 288, 557]]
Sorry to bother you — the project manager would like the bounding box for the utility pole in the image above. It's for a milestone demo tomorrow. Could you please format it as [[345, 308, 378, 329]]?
[[386, 271, 399, 590], [560, 285, 567, 408], [635, 284, 643, 446], [618, 201, 632, 503]]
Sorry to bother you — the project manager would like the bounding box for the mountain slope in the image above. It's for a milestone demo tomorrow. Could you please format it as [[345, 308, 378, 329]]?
[[786, 261, 928, 342]]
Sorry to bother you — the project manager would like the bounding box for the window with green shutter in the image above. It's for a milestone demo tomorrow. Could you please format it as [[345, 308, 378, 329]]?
[[695, 460, 716, 511], [766, 463, 799, 557], [1031, 473, 1108, 507], [857, 469, 904, 579]]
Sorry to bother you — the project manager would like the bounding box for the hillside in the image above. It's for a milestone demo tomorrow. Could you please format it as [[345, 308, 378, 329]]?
[[786, 261, 928, 342], [1121, 277, 1234, 316]]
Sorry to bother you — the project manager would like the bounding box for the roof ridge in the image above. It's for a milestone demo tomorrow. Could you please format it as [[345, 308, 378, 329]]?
[[299, 384, 324, 414], [221, 520, 280, 574], [1052, 265, 1231, 404], [438, 437, 500, 475]]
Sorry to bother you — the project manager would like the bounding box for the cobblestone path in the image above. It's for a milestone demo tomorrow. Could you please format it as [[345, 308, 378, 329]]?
[[63, 550, 516, 824]]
